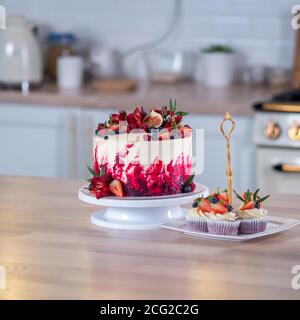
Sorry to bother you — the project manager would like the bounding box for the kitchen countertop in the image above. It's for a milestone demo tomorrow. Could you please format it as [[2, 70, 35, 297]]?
[[0, 176, 299, 299], [0, 82, 284, 116]]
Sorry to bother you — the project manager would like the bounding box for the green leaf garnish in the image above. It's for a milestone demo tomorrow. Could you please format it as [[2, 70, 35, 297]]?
[[100, 165, 107, 177], [234, 188, 270, 205], [253, 188, 260, 202], [175, 111, 189, 116], [257, 194, 270, 204], [195, 196, 203, 204], [174, 99, 177, 112], [87, 165, 100, 177], [169, 98, 173, 113], [233, 190, 246, 203], [206, 195, 213, 203], [185, 174, 195, 186], [246, 189, 251, 201]]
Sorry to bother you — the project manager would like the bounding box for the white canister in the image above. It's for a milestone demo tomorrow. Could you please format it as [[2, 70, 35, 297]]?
[[202, 53, 234, 87], [57, 56, 83, 90]]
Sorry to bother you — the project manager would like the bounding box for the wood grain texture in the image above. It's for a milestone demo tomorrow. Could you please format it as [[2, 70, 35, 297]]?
[[0, 82, 285, 116], [0, 176, 299, 300]]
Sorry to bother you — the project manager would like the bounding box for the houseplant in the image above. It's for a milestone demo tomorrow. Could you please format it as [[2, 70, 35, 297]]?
[[201, 44, 235, 87]]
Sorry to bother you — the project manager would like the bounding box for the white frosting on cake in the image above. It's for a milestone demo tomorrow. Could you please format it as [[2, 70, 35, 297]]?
[[93, 133, 192, 168]]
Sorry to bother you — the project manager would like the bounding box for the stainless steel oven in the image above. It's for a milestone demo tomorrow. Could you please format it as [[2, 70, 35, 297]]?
[[256, 146, 300, 194], [254, 90, 300, 194]]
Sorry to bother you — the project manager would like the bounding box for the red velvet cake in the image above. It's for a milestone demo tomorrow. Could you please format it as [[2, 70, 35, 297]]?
[[87, 99, 194, 198]]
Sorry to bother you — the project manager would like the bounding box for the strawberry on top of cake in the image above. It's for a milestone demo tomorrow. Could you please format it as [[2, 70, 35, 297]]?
[[88, 99, 195, 198]]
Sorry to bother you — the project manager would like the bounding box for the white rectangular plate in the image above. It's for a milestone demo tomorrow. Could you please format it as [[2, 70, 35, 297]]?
[[161, 216, 300, 242]]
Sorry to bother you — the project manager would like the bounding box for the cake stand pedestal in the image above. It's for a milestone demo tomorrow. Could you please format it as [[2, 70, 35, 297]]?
[[78, 184, 209, 230]]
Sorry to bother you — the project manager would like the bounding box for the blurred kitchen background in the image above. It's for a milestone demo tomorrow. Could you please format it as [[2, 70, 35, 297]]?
[[1, 0, 300, 194]]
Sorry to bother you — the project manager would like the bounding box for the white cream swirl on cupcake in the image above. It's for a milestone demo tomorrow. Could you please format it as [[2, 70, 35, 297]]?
[[203, 211, 237, 221], [186, 207, 204, 219], [187, 207, 237, 221], [237, 208, 267, 219]]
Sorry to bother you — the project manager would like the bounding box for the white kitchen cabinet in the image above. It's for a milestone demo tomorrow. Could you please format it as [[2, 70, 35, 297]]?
[[186, 114, 254, 192], [0, 103, 80, 178]]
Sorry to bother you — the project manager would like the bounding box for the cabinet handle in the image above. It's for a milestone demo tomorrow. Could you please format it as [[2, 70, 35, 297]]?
[[273, 163, 300, 173]]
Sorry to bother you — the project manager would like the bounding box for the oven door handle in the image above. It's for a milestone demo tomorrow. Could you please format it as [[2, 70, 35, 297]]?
[[273, 163, 300, 173]]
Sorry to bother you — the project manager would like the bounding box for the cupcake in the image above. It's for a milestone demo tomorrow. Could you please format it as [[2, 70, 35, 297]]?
[[186, 197, 210, 232], [234, 189, 270, 234], [187, 190, 240, 235], [206, 212, 240, 236]]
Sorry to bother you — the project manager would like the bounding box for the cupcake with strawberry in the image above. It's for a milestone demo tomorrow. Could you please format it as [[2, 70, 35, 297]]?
[[234, 189, 270, 234], [186, 197, 210, 232], [187, 189, 240, 235]]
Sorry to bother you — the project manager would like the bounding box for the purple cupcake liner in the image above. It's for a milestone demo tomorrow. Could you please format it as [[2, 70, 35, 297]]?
[[186, 217, 208, 233], [207, 220, 240, 236], [239, 218, 268, 234]]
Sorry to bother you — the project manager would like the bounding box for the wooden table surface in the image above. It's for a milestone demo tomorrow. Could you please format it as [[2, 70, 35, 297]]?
[[0, 176, 299, 300], [0, 82, 284, 116]]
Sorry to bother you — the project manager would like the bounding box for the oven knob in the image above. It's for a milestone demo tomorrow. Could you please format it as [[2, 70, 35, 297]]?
[[264, 121, 281, 139], [288, 122, 300, 141]]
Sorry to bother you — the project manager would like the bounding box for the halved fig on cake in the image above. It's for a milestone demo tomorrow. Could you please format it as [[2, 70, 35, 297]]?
[[143, 110, 163, 128]]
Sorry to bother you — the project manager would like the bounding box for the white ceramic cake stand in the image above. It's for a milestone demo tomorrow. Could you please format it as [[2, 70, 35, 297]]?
[[78, 183, 209, 230]]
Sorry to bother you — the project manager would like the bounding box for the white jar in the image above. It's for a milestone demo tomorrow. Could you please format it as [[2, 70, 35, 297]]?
[[202, 53, 234, 87], [57, 56, 83, 90]]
